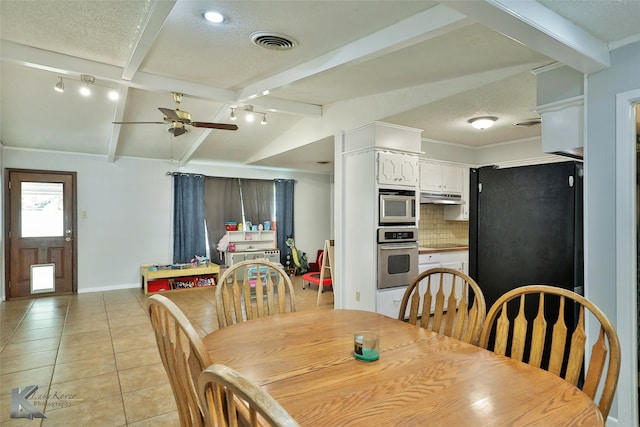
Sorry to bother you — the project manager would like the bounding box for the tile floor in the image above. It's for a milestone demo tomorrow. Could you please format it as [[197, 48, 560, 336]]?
[[0, 276, 333, 426]]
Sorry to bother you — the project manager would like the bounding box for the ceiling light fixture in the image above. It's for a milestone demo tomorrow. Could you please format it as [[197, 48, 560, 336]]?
[[54, 77, 64, 93], [228, 105, 268, 125], [244, 105, 255, 122], [203, 11, 226, 24], [108, 88, 119, 101], [468, 116, 498, 130], [79, 74, 95, 97]]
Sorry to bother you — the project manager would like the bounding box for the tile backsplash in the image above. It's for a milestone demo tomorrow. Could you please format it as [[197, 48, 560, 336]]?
[[418, 204, 469, 247]]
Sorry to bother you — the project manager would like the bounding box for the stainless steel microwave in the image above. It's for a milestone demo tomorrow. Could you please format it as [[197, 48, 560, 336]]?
[[379, 189, 416, 225]]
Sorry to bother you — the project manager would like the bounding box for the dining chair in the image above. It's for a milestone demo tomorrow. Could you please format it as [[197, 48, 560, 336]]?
[[216, 260, 296, 329], [478, 284, 620, 419], [398, 267, 486, 345], [147, 294, 211, 427], [198, 363, 299, 427]]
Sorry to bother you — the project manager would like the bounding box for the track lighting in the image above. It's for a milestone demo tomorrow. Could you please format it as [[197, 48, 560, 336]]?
[[54, 77, 64, 93], [228, 105, 268, 125], [53, 74, 120, 101]]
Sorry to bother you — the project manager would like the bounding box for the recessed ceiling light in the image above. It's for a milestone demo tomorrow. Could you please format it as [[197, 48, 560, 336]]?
[[203, 11, 226, 24], [468, 116, 498, 130]]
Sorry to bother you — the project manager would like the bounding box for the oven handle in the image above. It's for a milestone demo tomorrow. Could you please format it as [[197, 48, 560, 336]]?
[[378, 244, 418, 250]]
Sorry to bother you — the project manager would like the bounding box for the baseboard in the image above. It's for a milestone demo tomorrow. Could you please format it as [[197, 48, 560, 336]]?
[[77, 283, 140, 293]]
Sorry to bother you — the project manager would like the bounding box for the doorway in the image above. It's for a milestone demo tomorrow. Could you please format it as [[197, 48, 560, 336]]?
[[4, 169, 77, 298]]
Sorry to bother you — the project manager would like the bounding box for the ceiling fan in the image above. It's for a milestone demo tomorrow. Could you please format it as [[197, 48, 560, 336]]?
[[113, 92, 238, 136]]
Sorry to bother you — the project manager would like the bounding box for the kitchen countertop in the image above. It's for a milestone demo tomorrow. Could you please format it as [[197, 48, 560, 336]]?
[[419, 245, 469, 254]]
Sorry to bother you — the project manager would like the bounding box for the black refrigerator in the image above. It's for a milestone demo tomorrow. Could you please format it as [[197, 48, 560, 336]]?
[[469, 161, 584, 311]]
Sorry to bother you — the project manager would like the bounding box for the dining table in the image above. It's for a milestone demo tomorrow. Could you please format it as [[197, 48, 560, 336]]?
[[202, 309, 603, 426]]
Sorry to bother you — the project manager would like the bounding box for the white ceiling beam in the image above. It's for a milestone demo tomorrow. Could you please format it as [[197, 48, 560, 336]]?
[[121, 0, 176, 81], [107, 86, 130, 162], [0, 40, 321, 116], [440, 0, 610, 73], [237, 4, 472, 102]]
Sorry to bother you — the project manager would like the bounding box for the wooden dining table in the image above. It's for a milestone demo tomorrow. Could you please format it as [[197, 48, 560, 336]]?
[[202, 309, 603, 426]]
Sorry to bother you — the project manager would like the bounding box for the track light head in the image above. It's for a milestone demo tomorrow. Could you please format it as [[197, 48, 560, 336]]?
[[230, 108, 236, 121], [54, 77, 64, 93], [261, 114, 267, 125]]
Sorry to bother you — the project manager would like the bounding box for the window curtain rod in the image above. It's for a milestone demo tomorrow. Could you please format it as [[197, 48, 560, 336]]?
[[166, 172, 296, 183]]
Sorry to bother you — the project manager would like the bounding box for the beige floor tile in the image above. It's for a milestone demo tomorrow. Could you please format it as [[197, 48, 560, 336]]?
[[64, 312, 108, 323], [118, 363, 168, 394], [61, 319, 109, 335], [126, 410, 180, 427], [122, 383, 177, 423], [107, 314, 149, 330], [59, 329, 111, 348], [0, 366, 54, 397], [49, 372, 121, 405], [114, 347, 162, 371], [111, 334, 156, 355], [17, 318, 65, 332], [9, 327, 63, 344], [0, 338, 60, 359], [41, 391, 126, 426], [51, 354, 116, 384], [105, 302, 144, 314], [0, 350, 57, 375], [56, 339, 114, 364]]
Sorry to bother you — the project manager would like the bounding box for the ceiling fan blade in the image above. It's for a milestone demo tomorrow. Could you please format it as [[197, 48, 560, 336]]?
[[112, 121, 166, 124], [191, 122, 239, 131], [158, 108, 181, 121]]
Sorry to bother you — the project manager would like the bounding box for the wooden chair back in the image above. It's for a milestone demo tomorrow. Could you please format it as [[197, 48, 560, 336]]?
[[216, 260, 296, 329], [478, 285, 620, 419], [198, 364, 299, 427], [398, 267, 486, 345], [147, 294, 211, 427]]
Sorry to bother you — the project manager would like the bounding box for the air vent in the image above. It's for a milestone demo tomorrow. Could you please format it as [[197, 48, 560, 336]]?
[[515, 118, 542, 127], [251, 32, 296, 51]]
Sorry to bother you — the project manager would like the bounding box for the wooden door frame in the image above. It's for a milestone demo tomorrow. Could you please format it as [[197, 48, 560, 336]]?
[[4, 168, 78, 298]]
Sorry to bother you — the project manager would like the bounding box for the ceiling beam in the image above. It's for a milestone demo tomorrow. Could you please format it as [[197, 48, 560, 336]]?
[[237, 4, 472, 102], [440, 0, 610, 73], [0, 40, 321, 116], [121, 0, 176, 81], [107, 86, 130, 162]]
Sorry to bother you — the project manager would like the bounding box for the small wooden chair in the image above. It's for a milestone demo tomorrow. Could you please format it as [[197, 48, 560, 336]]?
[[216, 260, 296, 329], [198, 364, 299, 427], [147, 294, 211, 427], [479, 285, 621, 419], [398, 267, 486, 345], [301, 240, 334, 306]]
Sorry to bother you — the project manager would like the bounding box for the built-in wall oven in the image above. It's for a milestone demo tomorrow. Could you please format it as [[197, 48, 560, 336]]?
[[379, 189, 416, 225], [377, 226, 419, 289]]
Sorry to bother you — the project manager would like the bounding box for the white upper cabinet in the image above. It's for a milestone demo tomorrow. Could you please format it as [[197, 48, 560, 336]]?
[[444, 167, 470, 221], [420, 161, 463, 194], [377, 151, 419, 187]]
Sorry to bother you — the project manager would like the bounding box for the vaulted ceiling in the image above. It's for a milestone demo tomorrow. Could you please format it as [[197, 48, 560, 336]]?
[[1, 1, 639, 173]]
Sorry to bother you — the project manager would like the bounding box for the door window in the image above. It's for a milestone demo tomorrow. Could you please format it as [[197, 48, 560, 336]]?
[[21, 182, 64, 237]]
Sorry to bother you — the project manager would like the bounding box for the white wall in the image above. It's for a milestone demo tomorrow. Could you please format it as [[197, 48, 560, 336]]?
[[586, 40, 640, 424], [1, 148, 331, 294]]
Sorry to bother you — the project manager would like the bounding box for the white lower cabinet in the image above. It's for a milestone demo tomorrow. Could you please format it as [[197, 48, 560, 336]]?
[[376, 287, 407, 319]]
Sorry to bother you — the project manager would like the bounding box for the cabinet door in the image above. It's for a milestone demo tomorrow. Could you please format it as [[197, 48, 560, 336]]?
[[444, 167, 470, 220], [378, 152, 419, 187], [419, 161, 443, 192], [376, 287, 407, 319], [442, 165, 463, 194]]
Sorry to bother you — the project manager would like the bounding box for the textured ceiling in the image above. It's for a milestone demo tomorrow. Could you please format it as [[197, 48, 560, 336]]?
[[1, 1, 639, 172]]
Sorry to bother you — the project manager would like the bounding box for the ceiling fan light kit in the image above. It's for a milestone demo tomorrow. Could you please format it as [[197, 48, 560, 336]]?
[[468, 116, 498, 130]]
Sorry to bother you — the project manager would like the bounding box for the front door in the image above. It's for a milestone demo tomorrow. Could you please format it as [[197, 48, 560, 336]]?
[[5, 169, 77, 298]]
